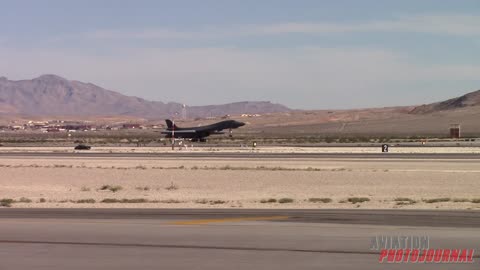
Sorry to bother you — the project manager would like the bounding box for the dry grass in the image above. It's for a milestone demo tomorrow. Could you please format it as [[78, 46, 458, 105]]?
[[18, 197, 32, 203], [76, 199, 96, 204], [347, 197, 370, 204], [101, 198, 148, 203], [278, 198, 294, 204], [0, 198, 14, 207], [195, 199, 209, 204], [100, 185, 123, 192], [210, 200, 226, 205], [159, 199, 183, 204], [260, 198, 277, 203], [394, 197, 417, 205], [193, 165, 342, 172], [308, 198, 332, 203], [423, 198, 451, 203], [165, 182, 179, 191]]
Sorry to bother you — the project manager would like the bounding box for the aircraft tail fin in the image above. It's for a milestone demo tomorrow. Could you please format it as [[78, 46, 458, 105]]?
[[165, 119, 178, 129]]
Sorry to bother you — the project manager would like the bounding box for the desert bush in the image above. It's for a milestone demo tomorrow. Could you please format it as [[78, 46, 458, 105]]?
[[76, 199, 96, 204], [101, 198, 148, 203], [278, 198, 294, 204], [101, 198, 120, 203], [160, 199, 183, 204], [100, 185, 123, 192], [308, 198, 332, 203], [0, 198, 14, 207], [347, 197, 370, 204], [121, 198, 148, 203], [18, 197, 32, 203], [195, 199, 209, 204], [210, 200, 226, 204], [394, 198, 416, 203], [423, 198, 451, 203]]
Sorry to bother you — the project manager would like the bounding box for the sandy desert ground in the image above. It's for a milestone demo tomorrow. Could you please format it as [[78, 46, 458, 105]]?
[[0, 153, 480, 209], [1, 146, 480, 154]]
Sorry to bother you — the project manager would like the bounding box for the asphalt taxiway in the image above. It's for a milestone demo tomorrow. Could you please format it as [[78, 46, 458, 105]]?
[[1, 209, 480, 270], [0, 151, 480, 159]]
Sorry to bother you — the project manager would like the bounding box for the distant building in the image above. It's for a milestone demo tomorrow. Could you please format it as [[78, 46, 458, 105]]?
[[122, 124, 141, 129], [450, 124, 461, 139], [64, 125, 91, 131], [241, 114, 261, 118], [46, 128, 60, 133]]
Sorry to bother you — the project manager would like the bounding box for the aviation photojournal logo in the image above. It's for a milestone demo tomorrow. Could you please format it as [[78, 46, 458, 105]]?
[[370, 235, 475, 264]]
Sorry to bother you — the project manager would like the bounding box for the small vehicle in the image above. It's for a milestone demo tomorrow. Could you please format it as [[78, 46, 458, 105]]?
[[74, 144, 91, 150]]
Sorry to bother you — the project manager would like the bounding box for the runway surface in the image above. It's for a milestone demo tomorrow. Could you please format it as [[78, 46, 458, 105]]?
[[1, 209, 480, 269], [0, 151, 480, 159]]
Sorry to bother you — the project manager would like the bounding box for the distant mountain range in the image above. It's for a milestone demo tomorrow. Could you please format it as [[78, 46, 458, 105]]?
[[1, 74, 480, 136], [0, 75, 290, 119]]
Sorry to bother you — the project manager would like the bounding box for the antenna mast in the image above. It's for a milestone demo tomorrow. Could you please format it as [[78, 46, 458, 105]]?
[[181, 104, 187, 120]]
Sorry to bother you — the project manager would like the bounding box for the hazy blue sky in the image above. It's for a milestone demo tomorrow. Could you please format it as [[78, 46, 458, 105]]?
[[0, 0, 479, 109]]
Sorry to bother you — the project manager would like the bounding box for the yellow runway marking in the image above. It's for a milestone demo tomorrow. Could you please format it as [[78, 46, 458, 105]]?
[[170, 216, 289, 225]]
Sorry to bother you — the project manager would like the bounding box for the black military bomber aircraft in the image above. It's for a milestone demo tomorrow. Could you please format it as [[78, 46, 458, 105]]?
[[161, 119, 245, 142]]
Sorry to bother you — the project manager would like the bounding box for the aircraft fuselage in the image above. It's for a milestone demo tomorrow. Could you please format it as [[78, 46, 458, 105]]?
[[161, 119, 245, 141]]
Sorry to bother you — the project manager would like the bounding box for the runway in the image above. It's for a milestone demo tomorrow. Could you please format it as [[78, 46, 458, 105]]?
[[1, 209, 480, 269], [0, 151, 480, 159]]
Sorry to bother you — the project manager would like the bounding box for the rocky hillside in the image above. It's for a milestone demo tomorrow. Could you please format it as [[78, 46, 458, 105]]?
[[410, 89, 480, 114]]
